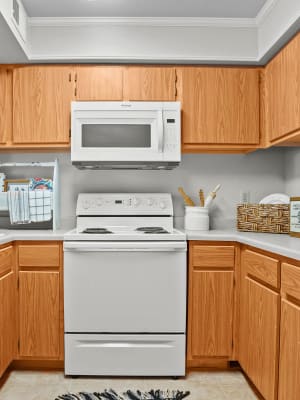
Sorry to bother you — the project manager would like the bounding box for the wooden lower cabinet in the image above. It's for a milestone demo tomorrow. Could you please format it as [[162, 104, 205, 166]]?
[[187, 243, 235, 367], [239, 248, 280, 400], [278, 262, 300, 400], [17, 242, 63, 360], [19, 271, 60, 358], [0, 245, 17, 377]]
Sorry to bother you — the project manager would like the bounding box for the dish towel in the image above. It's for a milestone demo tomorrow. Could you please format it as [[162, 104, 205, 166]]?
[[7, 191, 30, 224], [29, 190, 52, 222]]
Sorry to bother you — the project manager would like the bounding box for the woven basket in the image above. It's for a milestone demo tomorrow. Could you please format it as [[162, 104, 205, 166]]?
[[237, 204, 290, 234]]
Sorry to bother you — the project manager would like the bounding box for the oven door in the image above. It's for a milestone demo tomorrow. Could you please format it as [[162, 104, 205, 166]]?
[[71, 107, 164, 162], [64, 241, 187, 333]]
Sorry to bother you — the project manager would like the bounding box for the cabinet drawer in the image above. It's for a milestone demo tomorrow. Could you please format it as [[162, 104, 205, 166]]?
[[243, 249, 279, 288], [282, 263, 300, 301], [18, 244, 60, 267], [191, 245, 235, 268], [0, 246, 13, 276]]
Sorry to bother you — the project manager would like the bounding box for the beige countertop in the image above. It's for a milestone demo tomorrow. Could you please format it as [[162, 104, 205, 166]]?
[[185, 229, 300, 261]]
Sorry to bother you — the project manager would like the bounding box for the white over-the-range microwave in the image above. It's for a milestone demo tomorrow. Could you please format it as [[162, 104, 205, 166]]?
[[71, 101, 181, 170]]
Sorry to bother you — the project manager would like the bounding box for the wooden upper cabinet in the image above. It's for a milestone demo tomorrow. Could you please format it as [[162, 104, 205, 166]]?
[[123, 67, 176, 101], [0, 69, 12, 145], [263, 32, 300, 144], [75, 66, 123, 100], [177, 67, 260, 147], [13, 66, 74, 145]]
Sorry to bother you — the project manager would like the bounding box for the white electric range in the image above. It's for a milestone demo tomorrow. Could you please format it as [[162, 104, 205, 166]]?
[[64, 193, 187, 377]]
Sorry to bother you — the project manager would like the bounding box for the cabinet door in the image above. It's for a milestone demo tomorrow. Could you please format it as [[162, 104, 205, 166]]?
[[0, 246, 16, 377], [0, 69, 12, 144], [13, 67, 74, 144], [264, 33, 300, 142], [75, 66, 123, 100], [239, 275, 279, 400], [189, 270, 234, 357], [19, 271, 60, 358], [123, 67, 175, 101], [278, 299, 300, 400], [177, 67, 259, 145]]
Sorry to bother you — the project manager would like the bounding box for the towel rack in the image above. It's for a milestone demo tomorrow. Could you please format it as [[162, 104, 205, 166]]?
[[0, 159, 60, 230]]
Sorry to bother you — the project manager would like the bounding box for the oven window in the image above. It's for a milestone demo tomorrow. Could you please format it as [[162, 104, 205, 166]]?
[[82, 124, 151, 148]]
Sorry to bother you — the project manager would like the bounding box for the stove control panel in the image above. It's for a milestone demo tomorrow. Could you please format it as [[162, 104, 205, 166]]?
[[76, 193, 173, 216]]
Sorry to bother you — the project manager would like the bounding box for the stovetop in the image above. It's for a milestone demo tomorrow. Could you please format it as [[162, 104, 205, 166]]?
[[64, 227, 186, 242]]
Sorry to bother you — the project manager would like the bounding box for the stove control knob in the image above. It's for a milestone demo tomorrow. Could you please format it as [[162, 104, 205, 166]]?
[[96, 199, 103, 206], [133, 197, 140, 207], [159, 201, 166, 209], [83, 200, 90, 209], [147, 198, 154, 206]]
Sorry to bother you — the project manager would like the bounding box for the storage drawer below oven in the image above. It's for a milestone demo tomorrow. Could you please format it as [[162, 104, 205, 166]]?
[[65, 333, 186, 376]]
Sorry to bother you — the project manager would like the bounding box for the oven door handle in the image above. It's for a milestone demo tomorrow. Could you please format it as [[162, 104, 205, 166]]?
[[64, 241, 186, 252], [157, 109, 164, 153]]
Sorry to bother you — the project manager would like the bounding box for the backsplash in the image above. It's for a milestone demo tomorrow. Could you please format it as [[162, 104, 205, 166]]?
[[0, 148, 285, 229], [284, 148, 300, 197]]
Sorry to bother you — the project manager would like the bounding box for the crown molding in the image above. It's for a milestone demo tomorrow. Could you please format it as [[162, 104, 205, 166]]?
[[28, 53, 258, 63], [27, 16, 256, 28], [255, 0, 278, 25]]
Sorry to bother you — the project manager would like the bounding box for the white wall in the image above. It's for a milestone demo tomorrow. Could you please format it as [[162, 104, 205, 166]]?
[[284, 148, 300, 197], [28, 23, 258, 63], [0, 148, 285, 229]]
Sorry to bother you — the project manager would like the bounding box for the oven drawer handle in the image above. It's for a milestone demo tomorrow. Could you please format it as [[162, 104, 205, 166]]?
[[77, 340, 173, 349], [64, 242, 187, 252], [65, 247, 185, 252]]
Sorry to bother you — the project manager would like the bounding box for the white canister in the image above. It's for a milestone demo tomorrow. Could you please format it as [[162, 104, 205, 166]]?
[[184, 206, 209, 231]]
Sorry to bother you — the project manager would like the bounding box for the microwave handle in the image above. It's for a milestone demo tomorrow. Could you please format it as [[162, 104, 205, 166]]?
[[157, 110, 164, 153]]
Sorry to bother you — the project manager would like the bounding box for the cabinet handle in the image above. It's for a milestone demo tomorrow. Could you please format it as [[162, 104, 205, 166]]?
[[69, 73, 72, 82], [75, 73, 77, 82]]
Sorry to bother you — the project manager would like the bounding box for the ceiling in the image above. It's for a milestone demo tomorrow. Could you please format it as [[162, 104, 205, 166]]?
[[22, 0, 267, 18]]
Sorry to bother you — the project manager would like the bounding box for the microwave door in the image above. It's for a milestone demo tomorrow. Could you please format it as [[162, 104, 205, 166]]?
[[72, 111, 164, 162]]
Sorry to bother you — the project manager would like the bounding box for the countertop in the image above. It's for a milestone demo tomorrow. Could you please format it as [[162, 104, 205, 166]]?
[[0, 228, 299, 262], [0, 229, 68, 245], [186, 229, 300, 261]]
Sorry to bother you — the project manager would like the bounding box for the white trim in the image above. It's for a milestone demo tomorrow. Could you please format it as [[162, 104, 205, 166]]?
[[255, 0, 279, 25], [28, 53, 259, 63], [28, 16, 256, 28]]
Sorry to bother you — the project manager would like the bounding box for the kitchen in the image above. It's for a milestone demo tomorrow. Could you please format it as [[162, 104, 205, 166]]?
[[0, 1, 300, 399]]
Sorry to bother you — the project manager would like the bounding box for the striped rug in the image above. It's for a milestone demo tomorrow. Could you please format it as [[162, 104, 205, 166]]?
[[55, 389, 190, 400]]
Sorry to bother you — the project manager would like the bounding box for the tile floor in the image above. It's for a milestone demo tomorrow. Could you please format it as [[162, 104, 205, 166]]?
[[0, 370, 258, 400]]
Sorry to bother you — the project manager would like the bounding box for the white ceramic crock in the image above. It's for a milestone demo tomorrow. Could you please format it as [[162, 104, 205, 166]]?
[[184, 206, 209, 231]]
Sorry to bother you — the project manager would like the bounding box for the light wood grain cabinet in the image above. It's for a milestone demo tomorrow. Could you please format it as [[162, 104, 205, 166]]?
[[0, 245, 17, 377], [19, 271, 60, 358], [75, 66, 175, 101], [13, 66, 74, 146], [187, 242, 235, 367], [17, 242, 63, 360], [278, 262, 300, 400], [239, 248, 280, 400], [263, 32, 300, 145], [123, 67, 175, 101], [176, 67, 260, 151], [75, 66, 123, 100], [0, 69, 12, 145]]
